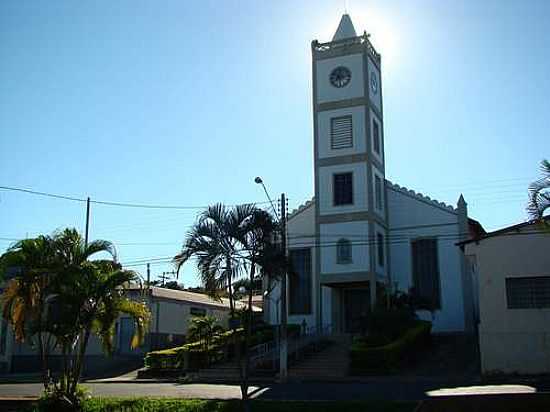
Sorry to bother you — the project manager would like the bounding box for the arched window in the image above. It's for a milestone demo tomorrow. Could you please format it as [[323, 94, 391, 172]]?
[[336, 238, 352, 264]]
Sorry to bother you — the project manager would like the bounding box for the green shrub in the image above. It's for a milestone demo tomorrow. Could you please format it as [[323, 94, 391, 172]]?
[[144, 329, 243, 371], [368, 308, 417, 341], [350, 320, 431, 374]]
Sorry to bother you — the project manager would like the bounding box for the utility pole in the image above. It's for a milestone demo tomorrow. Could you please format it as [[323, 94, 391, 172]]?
[[147, 263, 151, 288], [159, 271, 176, 287], [279, 192, 288, 382], [84, 197, 90, 246]]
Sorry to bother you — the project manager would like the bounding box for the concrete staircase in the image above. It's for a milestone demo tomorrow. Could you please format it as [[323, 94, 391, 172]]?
[[197, 360, 241, 381], [288, 335, 351, 381]]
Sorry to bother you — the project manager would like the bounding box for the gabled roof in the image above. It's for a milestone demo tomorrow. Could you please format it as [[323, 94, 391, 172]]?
[[126, 286, 261, 312], [333, 14, 357, 41], [457, 216, 549, 246]]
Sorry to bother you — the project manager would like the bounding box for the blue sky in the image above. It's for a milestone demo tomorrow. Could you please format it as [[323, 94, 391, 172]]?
[[1, 0, 549, 286]]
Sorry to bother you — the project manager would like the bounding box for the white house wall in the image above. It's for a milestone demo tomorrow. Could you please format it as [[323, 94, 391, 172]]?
[[387, 186, 465, 333], [465, 229, 550, 374]]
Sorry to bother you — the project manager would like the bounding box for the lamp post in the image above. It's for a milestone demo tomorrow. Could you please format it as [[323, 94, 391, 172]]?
[[254, 177, 288, 382]]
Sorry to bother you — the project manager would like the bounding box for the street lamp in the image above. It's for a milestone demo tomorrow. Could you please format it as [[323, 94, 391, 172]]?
[[253, 177, 288, 382], [254, 177, 278, 219]]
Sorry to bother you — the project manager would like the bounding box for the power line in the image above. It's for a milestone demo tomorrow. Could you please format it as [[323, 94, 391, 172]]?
[[0, 185, 270, 210]]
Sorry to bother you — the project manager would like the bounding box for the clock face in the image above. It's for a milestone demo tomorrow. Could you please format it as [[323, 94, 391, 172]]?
[[330, 66, 351, 88], [370, 72, 378, 95]]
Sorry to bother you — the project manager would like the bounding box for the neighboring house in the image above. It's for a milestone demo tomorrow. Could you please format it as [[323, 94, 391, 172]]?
[[0, 286, 259, 374], [461, 218, 550, 375], [264, 13, 485, 335]]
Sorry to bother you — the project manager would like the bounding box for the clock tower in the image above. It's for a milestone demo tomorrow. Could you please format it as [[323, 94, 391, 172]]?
[[312, 14, 387, 332]]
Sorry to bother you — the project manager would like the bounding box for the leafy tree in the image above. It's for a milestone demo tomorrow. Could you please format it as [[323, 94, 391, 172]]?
[[0, 228, 151, 408], [528, 159, 550, 227], [162, 281, 184, 290]]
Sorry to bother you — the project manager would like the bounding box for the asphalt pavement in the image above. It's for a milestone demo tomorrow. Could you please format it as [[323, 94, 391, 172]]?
[[0, 381, 541, 401]]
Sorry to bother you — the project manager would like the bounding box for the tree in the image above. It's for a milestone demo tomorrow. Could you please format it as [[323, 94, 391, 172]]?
[[162, 281, 184, 291], [187, 315, 223, 364], [0, 235, 57, 389], [528, 159, 550, 227], [233, 208, 286, 409], [0, 228, 151, 408], [175, 204, 286, 412], [174, 203, 256, 320]]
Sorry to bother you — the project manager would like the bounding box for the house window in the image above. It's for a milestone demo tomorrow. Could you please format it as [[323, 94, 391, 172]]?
[[331, 115, 353, 149], [336, 239, 352, 264], [373, 118, 381, 155], [190, 307, 207, 317], [289, 248, 312, 315], [506, 277, 550, 309], [375, 175, 383, 211], [411, 238, 440, 308], [377, 233, 384, 267], [333, 172, 353, 206]]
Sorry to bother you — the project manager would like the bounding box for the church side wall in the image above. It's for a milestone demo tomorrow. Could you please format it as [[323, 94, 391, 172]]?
[[387, 186, 465, 333], [267, 203, 318, 330]]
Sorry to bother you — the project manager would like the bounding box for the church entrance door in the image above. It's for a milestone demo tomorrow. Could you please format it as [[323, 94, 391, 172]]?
[[343, 288, 370, 334]]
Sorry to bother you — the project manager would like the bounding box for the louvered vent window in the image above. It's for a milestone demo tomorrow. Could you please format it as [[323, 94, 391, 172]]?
[[506, 277, 550, 309], [331, 115, 353, 149]]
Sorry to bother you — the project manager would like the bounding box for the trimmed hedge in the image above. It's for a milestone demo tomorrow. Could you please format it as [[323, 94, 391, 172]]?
[[144, 329, 243, 371], [350, 320, 432, 374], [144, 324, 303, 371]]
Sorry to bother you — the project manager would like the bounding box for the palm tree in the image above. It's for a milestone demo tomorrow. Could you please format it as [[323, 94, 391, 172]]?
[[55, 258, 150, 398], [0, 228, 151, 405], [0, 235, 57, 389], [528, 159, 550, 226], [232, 208, 285, 407], [176, 204, 285, 411], [174, 203, 256, 320]]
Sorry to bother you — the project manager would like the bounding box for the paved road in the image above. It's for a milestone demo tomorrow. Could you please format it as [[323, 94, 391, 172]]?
[[0, 381, 540, 401]]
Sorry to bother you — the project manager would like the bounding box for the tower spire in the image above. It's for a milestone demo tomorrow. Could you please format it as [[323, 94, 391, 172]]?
[[332, 13, 357, 41]]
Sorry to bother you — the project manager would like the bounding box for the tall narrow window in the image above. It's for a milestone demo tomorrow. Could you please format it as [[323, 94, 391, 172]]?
[[289, 248, 312, 315], [336, 239, 352, 264], [331, 115, 353, 149], [411, 238, 440, 308], [333, 172, 353, 206], [373, 118, 381, 155], [375, 175, 383, 211], [377, 233, 384, 267]]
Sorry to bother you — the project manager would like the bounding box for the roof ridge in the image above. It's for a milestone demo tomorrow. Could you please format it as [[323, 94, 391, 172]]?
[[288, 197, 315, 220], [386, 180, 456, 212]]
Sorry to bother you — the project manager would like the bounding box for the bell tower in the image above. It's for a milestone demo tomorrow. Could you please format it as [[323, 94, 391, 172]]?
[[312, 14, 387, 331]]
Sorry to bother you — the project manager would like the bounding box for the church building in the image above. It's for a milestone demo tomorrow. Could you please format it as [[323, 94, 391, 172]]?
[[265, 14, 484, 334]]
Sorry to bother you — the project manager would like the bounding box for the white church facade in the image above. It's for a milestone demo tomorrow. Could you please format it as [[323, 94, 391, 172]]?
[[265, 14, 484, 334]]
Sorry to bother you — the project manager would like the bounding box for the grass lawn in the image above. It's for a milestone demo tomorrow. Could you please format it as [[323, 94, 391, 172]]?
[[28, 398, 418, 412]]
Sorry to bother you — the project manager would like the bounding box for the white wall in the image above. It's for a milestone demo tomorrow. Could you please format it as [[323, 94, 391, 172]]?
[[371, 165, 385, 219], [317, 106, 366, 159], [318, 163, 368, 216], [280, 203, 318, 330], [370, 109, 383, 165], [316, 54, 364, 103], [320, 221, 370, 275], [387, 186, 465, 333], [465, 228, 550, 374], [367, 57, 382, 111]]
